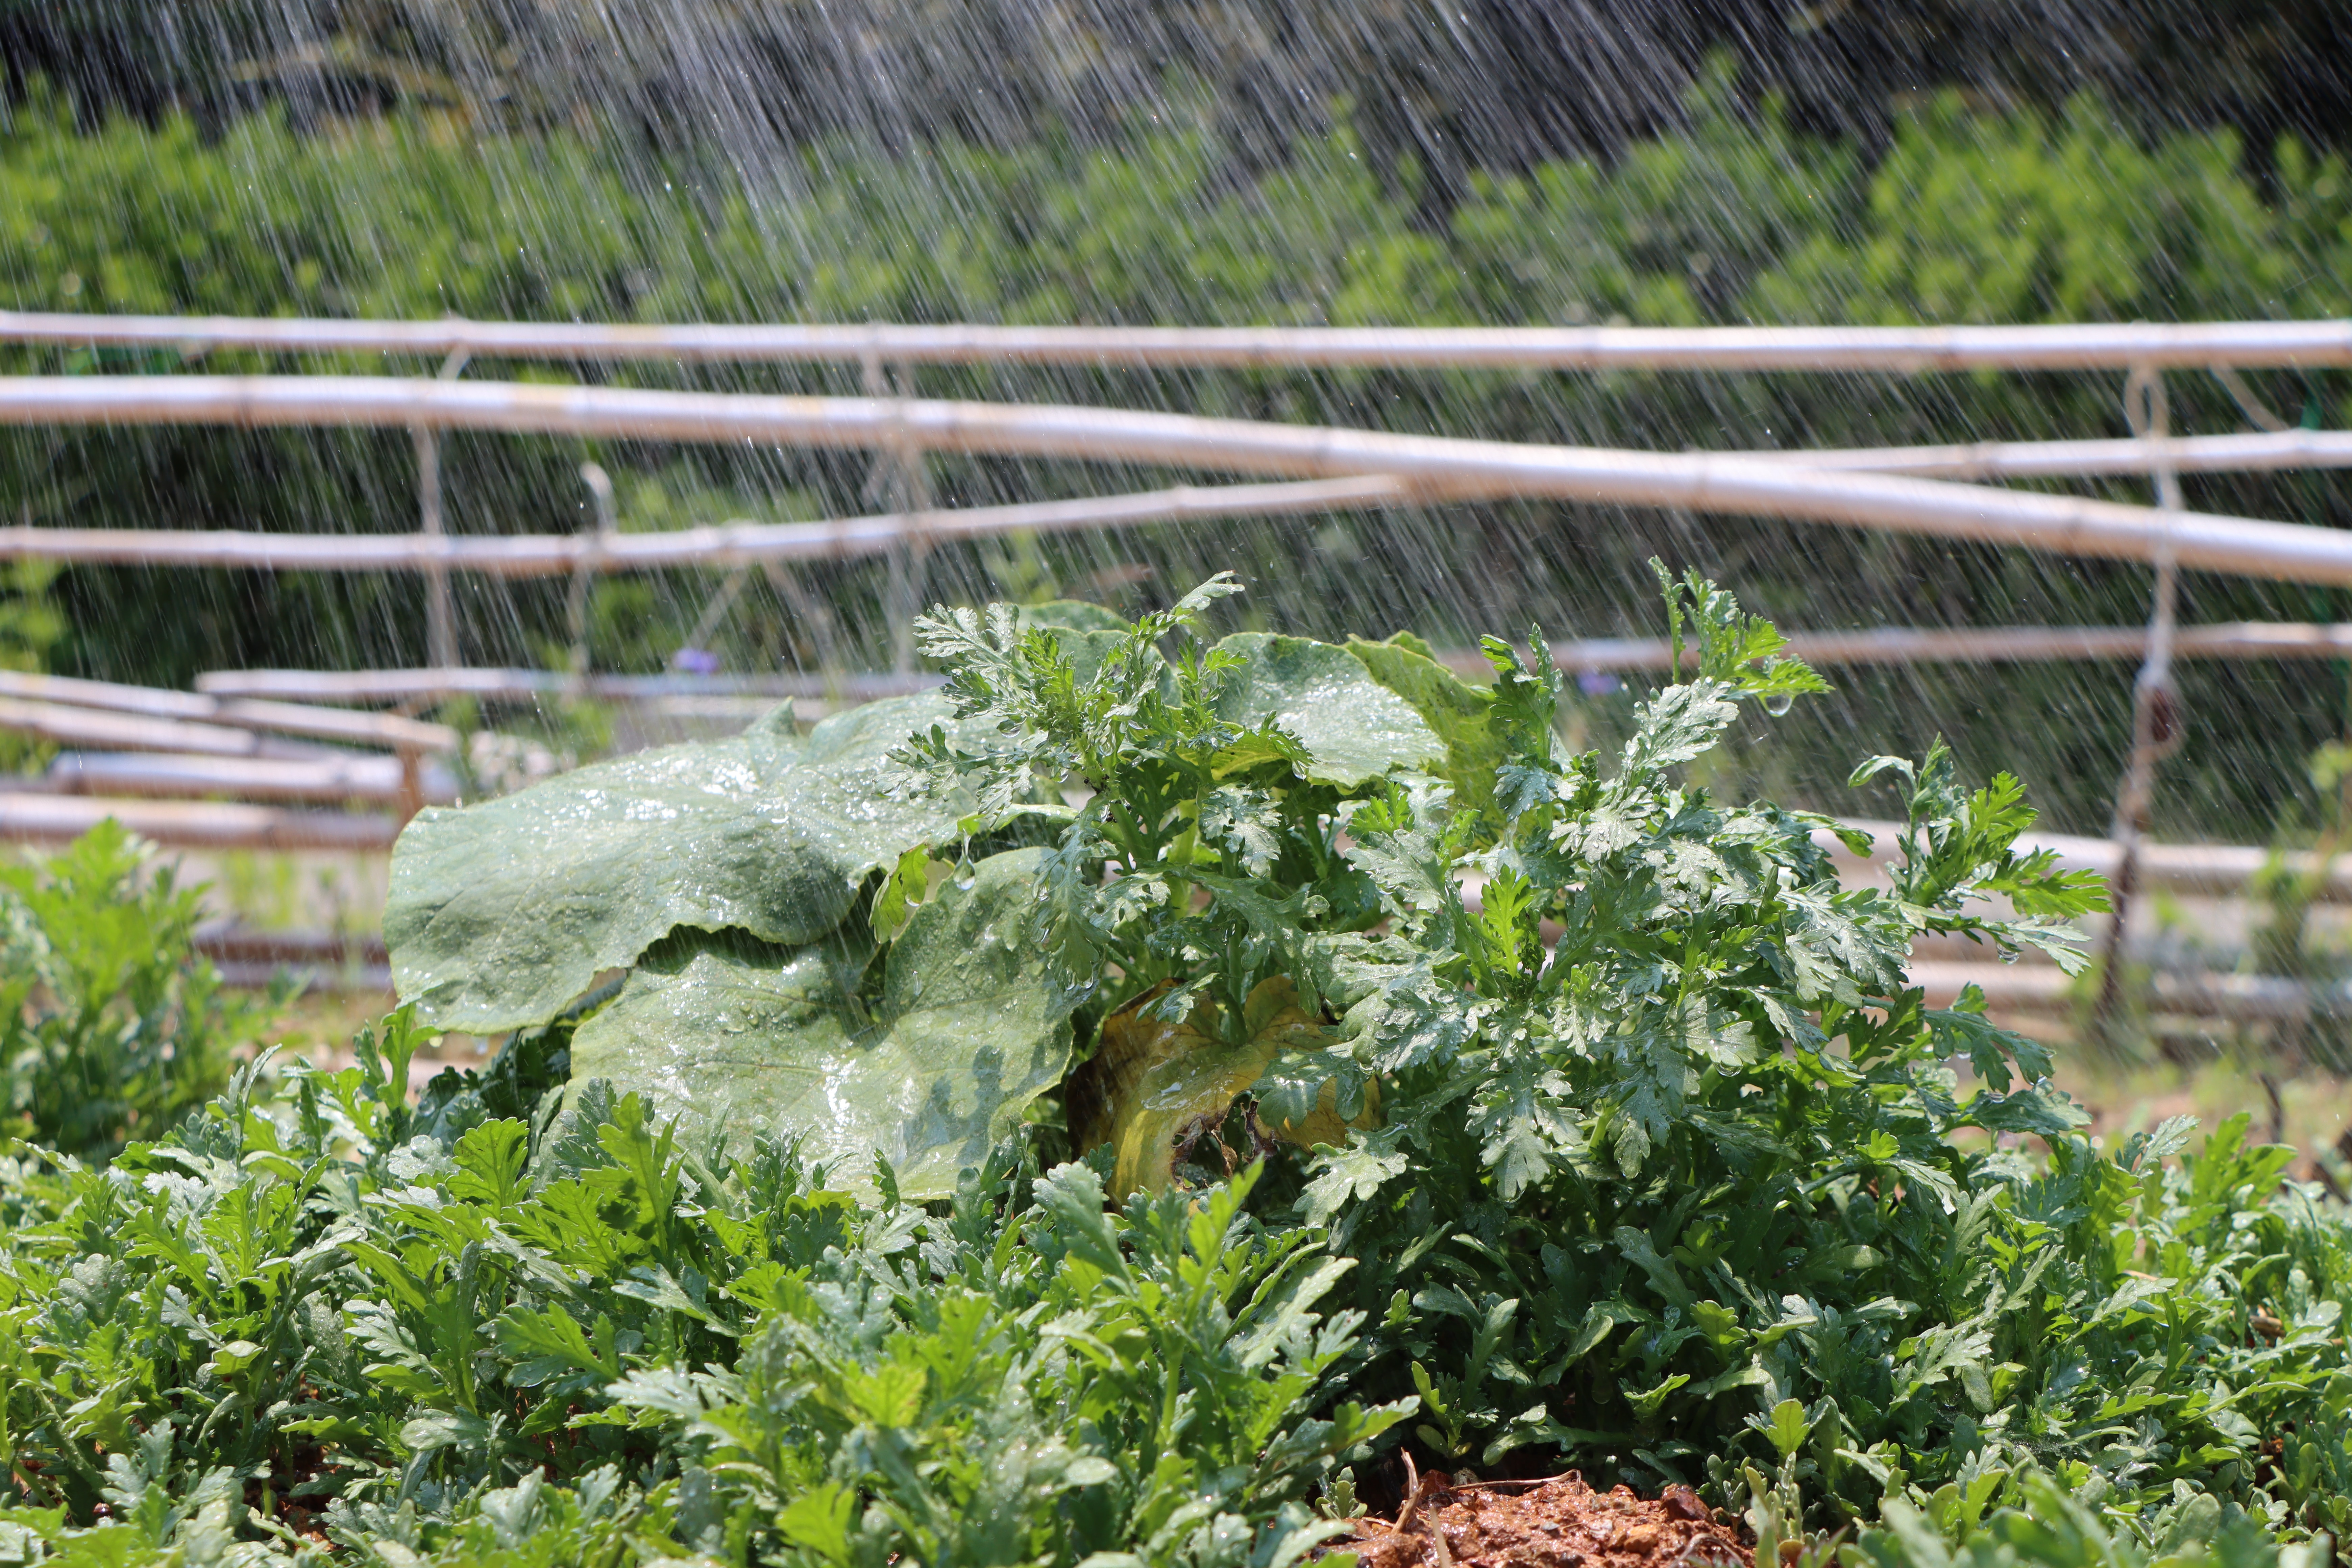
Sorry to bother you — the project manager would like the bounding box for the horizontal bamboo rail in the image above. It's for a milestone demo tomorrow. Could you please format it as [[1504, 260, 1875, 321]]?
[[0, 476, 1412, 575], [1512, 620, 2352, 674], [0, 670, 456, 751], [188, 622, 2352, 710], [4, 376, 2349, 585], [194, 666, 936, 703], [0, 678, 450, 819], [7, 311, 2352, 371], [195, 921, 391, 993], [0, 791, 396, 850], [196, 919, 387, 966], [214, 961, 393, 993], [48, 750, 458, 806], [5, 430, 2349, 580], [1909, 961, 2352, 1022], [1762, 428, 2352, 480], [0, 694, 350, 760]]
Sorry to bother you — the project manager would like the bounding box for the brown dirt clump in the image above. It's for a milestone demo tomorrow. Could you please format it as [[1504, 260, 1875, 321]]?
[[1345, 1471, 1750, 1568]]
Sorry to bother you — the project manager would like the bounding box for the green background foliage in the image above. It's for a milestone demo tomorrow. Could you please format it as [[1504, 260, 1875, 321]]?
[[0, 820, 268, 1162]]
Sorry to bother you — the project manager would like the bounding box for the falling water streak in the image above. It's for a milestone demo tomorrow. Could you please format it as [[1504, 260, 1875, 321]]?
[[2, 4, 2348, 865]]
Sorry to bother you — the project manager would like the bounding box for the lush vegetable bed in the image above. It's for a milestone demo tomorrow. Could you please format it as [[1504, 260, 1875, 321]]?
[[1, 573, 2348, 1567]]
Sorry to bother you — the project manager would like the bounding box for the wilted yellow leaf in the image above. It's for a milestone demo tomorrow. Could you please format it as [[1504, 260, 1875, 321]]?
[[1070, 975, 1377, 1197]]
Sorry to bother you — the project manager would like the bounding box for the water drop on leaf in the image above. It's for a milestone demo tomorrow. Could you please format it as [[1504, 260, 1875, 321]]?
[[1765, 692, 1794, 717]]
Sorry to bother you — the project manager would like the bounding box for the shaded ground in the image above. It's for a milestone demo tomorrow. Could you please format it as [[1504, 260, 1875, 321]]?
[[1346, 1471, 1750, 1568]]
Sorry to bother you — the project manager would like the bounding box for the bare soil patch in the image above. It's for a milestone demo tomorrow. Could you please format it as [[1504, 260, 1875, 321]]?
[[1345, 1471, 1750, 1568]]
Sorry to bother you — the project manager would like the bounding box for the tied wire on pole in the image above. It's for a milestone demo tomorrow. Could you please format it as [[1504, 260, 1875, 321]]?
[[2091, 364, 2189, 1043]]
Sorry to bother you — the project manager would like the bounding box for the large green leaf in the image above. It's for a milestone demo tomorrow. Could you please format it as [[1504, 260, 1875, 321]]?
[[566, 847, 1071, 1197], [1209, 633, 1447, 787], [1345, 634, 1503, 818], [387, 695, 965, 1033]]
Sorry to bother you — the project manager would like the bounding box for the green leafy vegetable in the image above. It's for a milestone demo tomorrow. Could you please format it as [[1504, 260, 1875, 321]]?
[[1072, 975, 1374, 1196], [1344, 633, 1505, 819], [0, 1008, 1406, 1567], [387, 696, 969, 1032], [0, 819, 275, 1162], [567, 848, 1073, 1198], [897, 576, 1437, 1044], [60, 566, 2337, 1567], [1210, 632, 1449, 787]]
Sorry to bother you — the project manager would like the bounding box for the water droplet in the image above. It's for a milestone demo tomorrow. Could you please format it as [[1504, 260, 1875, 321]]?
[[1765, 692, 1794, 717]]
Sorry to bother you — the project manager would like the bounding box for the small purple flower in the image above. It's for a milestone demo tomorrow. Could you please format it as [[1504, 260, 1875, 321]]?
[[1577, 671, 1622, 697], [672, 646, 721, 675]]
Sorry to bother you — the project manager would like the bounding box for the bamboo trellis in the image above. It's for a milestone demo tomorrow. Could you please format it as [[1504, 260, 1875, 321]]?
[[4, 312, 2348, 589], [183, 621, 2352, 706], [2, 313, 2349, 1021], [0, 669, 460, 852], [2, 433, 2350, 577], [5, 376, 2352, 584], [6, 310, 2352, 370]]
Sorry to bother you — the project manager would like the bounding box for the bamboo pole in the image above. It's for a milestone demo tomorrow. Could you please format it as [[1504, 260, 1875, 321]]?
[[1465, 620, 2352, 676], [48, 749, 458, 806], [0, 695, 341, 759], [208, 962, 393, 993], [415, 426, 458, 668], [0, 476, 1413, 575], [0, 670, 456, 750], [1908, 961, 2349, 1022], [196, 922, 391, 992], [2, 428, 2349, 579], [5, 376, 2352, 586], [194, 920, 386, 966], [192, 667, 939, 703], [2091, 367, 2188, 1041], [6, 310, 2352, 371], [1754, 428, 2352, 479], [0, 792, 397, 850]]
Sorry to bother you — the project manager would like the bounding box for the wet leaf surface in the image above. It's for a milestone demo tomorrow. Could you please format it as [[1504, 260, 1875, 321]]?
[[568, 847, 1071, 1197], [387, 695, 966, 1032], [1212, 632, 1449, 786], [1346, 634, 1506, 817]]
